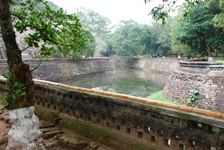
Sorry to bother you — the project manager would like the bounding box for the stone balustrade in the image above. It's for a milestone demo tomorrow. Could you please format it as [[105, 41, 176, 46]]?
[[179, 61, 224, 74], [0, 77, 224, 150]]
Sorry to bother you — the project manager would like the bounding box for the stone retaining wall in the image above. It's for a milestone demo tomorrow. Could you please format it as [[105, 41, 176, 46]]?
[[141, 58, 180, 73], [0, 58, 180, 82], [1, 77, 223, 150], [163, 71, 224, 113]]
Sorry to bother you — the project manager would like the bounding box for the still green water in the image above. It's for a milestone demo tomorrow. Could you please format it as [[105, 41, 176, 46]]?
[[61, 70, 169, 98]]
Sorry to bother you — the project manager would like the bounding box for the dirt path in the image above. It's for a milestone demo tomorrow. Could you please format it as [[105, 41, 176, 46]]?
[[0, 104, 10, 149]]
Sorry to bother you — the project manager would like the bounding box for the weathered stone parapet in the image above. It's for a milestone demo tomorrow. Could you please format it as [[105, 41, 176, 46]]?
[[179, 61, 224, 74], [163, 71, 224, 113], [1, 78, 223, 149]]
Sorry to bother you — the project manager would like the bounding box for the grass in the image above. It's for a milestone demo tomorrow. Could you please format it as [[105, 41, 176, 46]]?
[[213, 57, 224, 62], [148, 91, 184, 105]]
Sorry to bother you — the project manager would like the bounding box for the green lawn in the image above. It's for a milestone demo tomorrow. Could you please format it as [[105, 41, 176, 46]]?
[[148, 91, 184, 105], [213, 57, 224, 62]]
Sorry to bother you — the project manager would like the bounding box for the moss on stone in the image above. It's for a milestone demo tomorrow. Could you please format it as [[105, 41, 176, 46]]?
[[35, 106, 151, 150]]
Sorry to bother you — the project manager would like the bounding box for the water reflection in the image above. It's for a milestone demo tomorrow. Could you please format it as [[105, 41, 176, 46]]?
[[61, 70, 169, 98]]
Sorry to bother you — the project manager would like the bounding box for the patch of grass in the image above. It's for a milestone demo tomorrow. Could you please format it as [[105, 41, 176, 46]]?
[[213, 57, 224, 62], [148, 91, 183, 105], [0, 93, 8, 106]]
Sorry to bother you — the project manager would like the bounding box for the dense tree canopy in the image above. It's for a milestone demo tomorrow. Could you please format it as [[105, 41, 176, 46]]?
[[75, 7, 113, 39], [146, 0, 224, 29], [173, 2, 224, 58], [11, 0, 87, 59], [107, 19, 172, 58], [212, 0, 224, 28]]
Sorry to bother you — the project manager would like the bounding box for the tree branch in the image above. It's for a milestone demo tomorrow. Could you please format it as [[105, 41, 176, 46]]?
[[30, 60, 42, 72], [11, 12, 23, 21], [21, 46, 30, 52]]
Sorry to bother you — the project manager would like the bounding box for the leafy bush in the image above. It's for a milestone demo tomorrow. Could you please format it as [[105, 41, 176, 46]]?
[[187, 90, 200, 107]]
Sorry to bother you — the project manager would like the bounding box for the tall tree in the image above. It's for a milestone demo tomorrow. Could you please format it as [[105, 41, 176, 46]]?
[[212, 0, 224, 28], [170, 11, 191, 57], [79, 29, 96, 58], [111, 20, 150, 58], [0, 0, 86, 149], [145, 0, 224, 30], [174, 2, 224, 58], [145, 0, 203, 24], [149, 18, 172, 56], [75, 7, 113, 39]]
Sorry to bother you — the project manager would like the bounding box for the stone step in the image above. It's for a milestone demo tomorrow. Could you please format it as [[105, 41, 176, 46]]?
[[0, 115, 10, 124], [0, 105, 4, 111], [0, 145, 6, 150], [0, 135, 8, 145], [42, 130, 63, 139], [58, 135, 89, 149], [39, 124, 55, 129], [41, 127, 61, 133]]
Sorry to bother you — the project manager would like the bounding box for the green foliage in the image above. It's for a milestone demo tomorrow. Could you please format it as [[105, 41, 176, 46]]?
[[187, 90, 200, 107], [2, 73, 12, 81], [183, 50, 205, 59], [1, 74, 26, 106], [12, 82, 26, 100], [174, 2, 224, 57], [210, 0, 224, 28], [111, 20, 150, 58], [107, 18, 172, 58], [145, 0, 203, 24], [170, 14, 191, 56], [213, 57, 224, 62], [149, 18, 172, 56], [11, 0, 86, 59], [148, 91, 167, 101], [0, 93, 8, 107], [79, 29, 96, 58], [151, 5, 168, 25], [100, 42, 115, 57], [75, 7, 113, 39]]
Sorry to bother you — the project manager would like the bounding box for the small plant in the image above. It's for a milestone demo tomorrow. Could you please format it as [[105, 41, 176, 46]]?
[[187, 90, 200, 107], [1, 74, 26, 107], [0, 93, 8, 107], [12, 82, 26, 100]]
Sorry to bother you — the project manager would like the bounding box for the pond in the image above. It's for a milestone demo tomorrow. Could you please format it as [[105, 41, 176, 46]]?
[[61, 70, 170, 98]]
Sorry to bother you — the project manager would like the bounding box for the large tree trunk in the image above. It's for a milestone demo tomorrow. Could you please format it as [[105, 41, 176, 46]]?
[[207, 47, 212, 58], [0, 1, 45, 149], [205, 36, 213, 61]]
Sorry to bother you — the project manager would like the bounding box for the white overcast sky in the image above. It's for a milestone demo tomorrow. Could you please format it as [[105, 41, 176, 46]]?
[[49, 0, 163, 25]]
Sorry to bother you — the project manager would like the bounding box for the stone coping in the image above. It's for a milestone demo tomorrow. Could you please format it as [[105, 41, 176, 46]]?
[[32, 78, 224, 120]]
